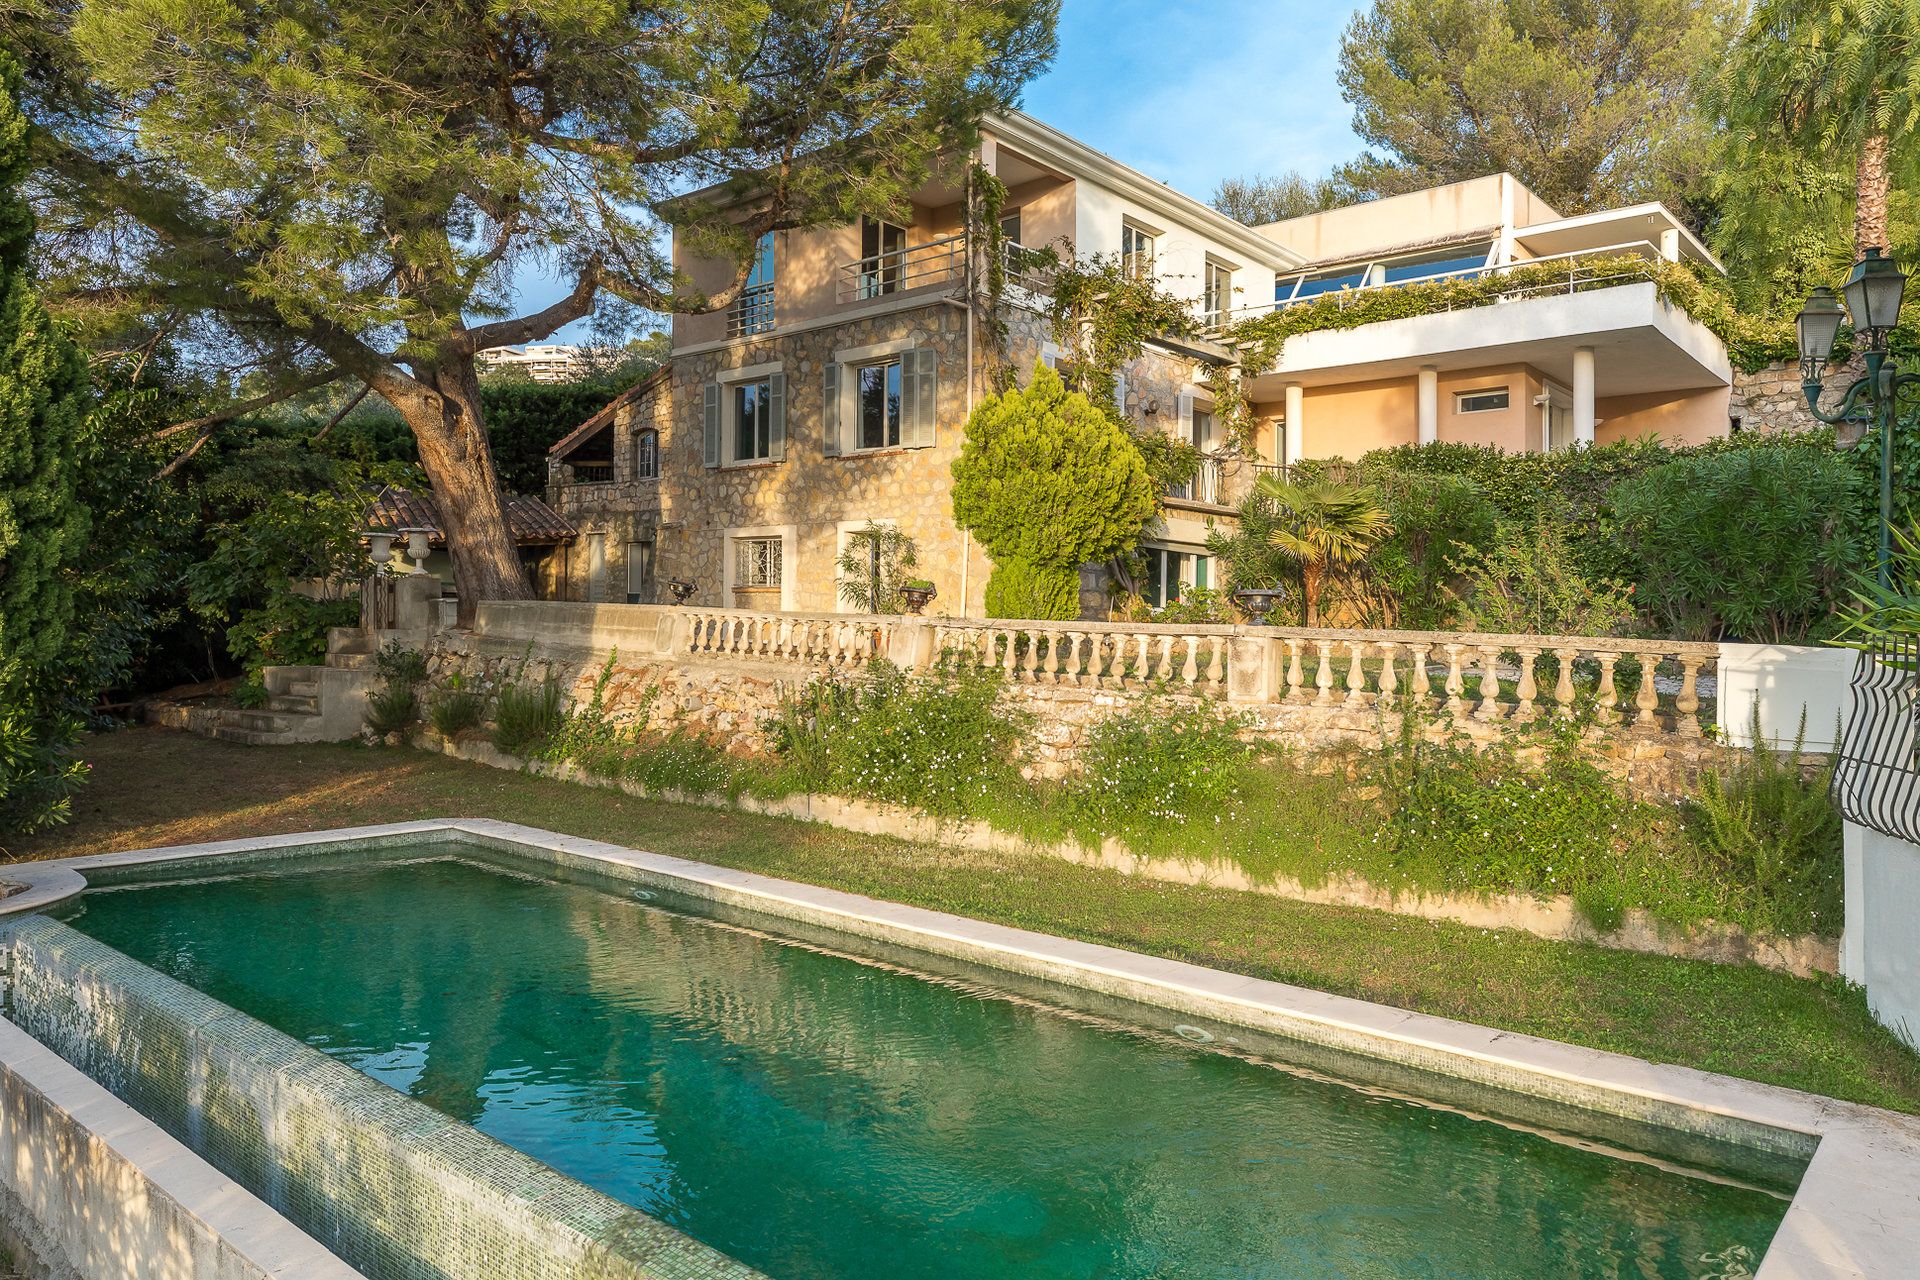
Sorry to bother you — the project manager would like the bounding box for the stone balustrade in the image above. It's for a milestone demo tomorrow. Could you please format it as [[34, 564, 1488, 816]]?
[[465, 601, 1722, 739], [679, 607, 902, 668]]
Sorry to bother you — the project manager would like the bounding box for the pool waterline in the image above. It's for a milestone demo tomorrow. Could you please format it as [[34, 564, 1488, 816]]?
[[52, 842, 1798, 1280]]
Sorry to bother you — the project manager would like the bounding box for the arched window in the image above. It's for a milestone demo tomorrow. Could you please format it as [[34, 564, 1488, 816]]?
[[633, 428, 659, 480]]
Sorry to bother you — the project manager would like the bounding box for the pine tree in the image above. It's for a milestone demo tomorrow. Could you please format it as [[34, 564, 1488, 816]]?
[[951, 363, 1155, 620], [0, 52, 91, 837]]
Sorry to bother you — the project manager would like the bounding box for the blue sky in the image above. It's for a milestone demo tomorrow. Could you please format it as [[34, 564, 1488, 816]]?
[[527, 0, 1365, 341]]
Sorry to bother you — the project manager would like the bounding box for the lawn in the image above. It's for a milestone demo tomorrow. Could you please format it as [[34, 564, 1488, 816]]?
[[14, 725, 1920, 1114]]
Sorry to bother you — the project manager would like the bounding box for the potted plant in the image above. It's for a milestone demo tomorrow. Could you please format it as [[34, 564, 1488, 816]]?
[[899, 579, 937, 614]]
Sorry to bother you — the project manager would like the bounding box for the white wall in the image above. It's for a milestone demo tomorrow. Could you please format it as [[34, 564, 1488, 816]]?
[[1845, 824, 1920, 1049], [1717, 644, 1855, 752], [1073, 178, 1280, 316]]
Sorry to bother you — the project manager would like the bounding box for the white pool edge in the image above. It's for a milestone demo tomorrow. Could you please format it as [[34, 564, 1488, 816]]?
[[8, 818, 1919, 1280]]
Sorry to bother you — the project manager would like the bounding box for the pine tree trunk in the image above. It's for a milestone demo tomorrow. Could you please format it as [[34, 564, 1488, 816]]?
[[396, 358, 532, 625], [1856, 131, 1892, 259]]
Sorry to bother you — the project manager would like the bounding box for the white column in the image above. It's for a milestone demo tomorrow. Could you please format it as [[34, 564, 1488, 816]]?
[[1283, 383, 1304, 465], [1658, 227, 1681, 262], [1416, 366, 1439, 444], [1572, 347, 1596, 447]]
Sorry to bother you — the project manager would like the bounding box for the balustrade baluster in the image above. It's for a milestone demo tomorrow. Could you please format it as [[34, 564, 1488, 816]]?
[[1152, 635, 1171, 684], [1024, 630, 1046, 683], [1204, 636, 1227, 692], [1285, 640, 1306, 702], [1072, 633, 1093, 687], [1181, 636, 1201, 685], [1443, 644, 1467, 714], [1132, 633, 1151, 688], [1593, 653, 1620, 724], [1003, 629, 1021, 678], [1408, 644, 1431, 705], [1345, 641, 1369, 705], [1377, 643, 1399, 702], [1314, 641, 1336, 705], [1676, 656, 1704, 736], [1514, 648, 1540, 722], [1633, 653, 1663, 728], [1552, 647, 1578, 716], [1475, 646, 1504, 720]]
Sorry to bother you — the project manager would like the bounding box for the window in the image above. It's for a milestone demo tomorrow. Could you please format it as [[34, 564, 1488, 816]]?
[[999, 210, 1022, 246], [1455, 388, 1511, 415], [626, 539, 656, 604], [1142, 547, 1210, 608], [1380, 245, 1492, 283], [735, 536, 783, 589], [632, 428, 658, 481], [856, 359, 903, 450], [1121, 222, 1156, 279], [860, 218, 907, 298], [729, 233, 776, 336], [1203, 260, 1233, 325], [734, 380, 774, 461]]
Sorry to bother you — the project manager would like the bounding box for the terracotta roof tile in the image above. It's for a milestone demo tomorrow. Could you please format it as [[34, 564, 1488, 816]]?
[[365, 487, 577, 546]]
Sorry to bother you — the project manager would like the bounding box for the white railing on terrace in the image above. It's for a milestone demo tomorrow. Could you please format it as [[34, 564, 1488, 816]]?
[[935, 618, 1235, 698], [681, 607, 902, 668], [1198, 240, 1674, 339], [1168, 456, 1226, 506], [837, 234, 968, 304]]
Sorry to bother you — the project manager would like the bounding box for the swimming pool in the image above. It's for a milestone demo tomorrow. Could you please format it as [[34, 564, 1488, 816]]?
[[36, 839, 1799, 1280]]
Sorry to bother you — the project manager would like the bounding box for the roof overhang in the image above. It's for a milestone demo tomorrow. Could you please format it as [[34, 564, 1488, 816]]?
[[1514, 203, 1723, 272], [1243, 281, 1732, 400]]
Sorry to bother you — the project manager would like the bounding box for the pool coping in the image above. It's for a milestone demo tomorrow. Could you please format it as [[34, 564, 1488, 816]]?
[[7, 818, 1920, 1280]]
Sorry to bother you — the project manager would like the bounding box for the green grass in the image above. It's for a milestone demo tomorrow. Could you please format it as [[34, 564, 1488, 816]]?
[[13, 725, 1920, 1114]]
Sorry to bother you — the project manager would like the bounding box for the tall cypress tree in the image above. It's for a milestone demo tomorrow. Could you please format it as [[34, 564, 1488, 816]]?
[[0, 51, 91, 837]]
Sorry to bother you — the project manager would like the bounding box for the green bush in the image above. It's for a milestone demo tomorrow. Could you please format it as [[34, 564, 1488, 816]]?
[[983, 557, 1082, 620], [1448, 512, 1637, 636], [1610, 444, 1860, 641], [1363, 470, 1498, 628], [1690, 711, 1842, 935], [766, 662, 1029, 817], [1070, 697, 1252, 836], [363, 680, 419, 738], [426, 674, 487, 737], [492, 674, 566, 757]]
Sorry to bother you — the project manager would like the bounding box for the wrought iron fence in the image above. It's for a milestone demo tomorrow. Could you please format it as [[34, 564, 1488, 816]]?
[[1831, 639, 1920, 843]]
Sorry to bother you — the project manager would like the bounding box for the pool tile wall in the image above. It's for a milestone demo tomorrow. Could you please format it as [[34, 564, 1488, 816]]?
[[0, 915, 765, 1280]]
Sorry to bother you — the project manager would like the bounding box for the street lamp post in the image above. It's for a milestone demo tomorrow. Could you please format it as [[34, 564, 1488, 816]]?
[[1798, 247, 1913, 590]]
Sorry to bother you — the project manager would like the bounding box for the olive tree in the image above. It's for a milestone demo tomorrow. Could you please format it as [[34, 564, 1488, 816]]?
[[12, 0, 1057, 613]]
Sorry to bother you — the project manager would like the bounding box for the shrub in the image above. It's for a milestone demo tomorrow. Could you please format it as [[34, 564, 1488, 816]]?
[[1362, 470, 1498, 628], [1690, 710, 1842, 935], [426, 674, 487, 737], [1610, 444, 1861, 642], [364, 642, 426, 738], [493, 673, 566, 757], [982, 557, 1081, 620], [1071, 697, 1252, 835], [835, 522, 920, 614], [952, 362, 1156, 616], [1448, 512, 1637, 636], [766, 661, 1029, 817]]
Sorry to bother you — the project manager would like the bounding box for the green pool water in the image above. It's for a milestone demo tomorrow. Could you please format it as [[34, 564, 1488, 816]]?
[[69, 854, 1789, 1280]]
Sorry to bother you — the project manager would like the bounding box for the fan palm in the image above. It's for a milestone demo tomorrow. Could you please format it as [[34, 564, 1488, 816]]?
[[1255, 474, 1392, 626]]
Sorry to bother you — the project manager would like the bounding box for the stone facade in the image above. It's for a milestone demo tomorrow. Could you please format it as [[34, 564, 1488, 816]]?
[[550, 295, 1237, 622], [1729, 358, 1868, 444]]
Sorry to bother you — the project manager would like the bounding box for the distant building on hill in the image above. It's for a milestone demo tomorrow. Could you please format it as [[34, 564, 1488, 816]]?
[[477, 343, 588, 383]]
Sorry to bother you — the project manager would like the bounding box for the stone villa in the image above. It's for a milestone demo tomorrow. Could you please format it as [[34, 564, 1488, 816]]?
[[543, 111, 1745, 616]]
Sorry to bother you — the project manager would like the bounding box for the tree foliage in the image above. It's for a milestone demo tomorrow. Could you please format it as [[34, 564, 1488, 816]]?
[[1252, 474, 1391, 626], [0, 51, 90, 838], [14, 0, 1058, 608], [1209, 171, 1351, 226], [1335, 0, 1730, 212], [952, 363, 1155, 619]]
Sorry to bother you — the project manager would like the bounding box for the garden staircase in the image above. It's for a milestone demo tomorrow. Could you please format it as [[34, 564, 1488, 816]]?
[[150, 628, 384, 746]]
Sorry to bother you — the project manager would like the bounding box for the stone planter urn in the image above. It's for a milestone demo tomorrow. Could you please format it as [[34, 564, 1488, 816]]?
[[900, 582, 937, 615]]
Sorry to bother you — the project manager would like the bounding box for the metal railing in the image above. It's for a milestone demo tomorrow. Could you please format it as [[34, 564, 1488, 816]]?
[[727, 282, 776, 337], [837, 234, 967, 304], [1198, 239, 1673, 338], [1832, 640, 1920, 843], [1002, 240, 1055, 294], [1168, 456, 1226, 506]]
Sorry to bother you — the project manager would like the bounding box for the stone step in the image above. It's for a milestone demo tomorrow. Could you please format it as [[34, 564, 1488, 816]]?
[[285, 678, 321, 699], [263, 664, 326, 697], [209, 725, 293, 747], [327, 626, 375, 656], [267, 694, 320, 715], [327, 651, 376, 671], [224, 709, 294, 734]]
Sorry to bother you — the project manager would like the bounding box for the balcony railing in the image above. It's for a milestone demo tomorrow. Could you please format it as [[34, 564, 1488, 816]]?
[[1169, 456, 1225, 506], [1197, 239, 1673, 338], [569, 462, 615, 484], [727, 282, 775, 337], [837, 233, 967, 304]]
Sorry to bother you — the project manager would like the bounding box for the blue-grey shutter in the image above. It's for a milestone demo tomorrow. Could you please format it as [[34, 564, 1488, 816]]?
[[767, 372, 786, 461], [822, 364, 841, 456], [1177, 391, 1195, 442], [1114, 371, 1129, 420], [904, 349, 937, 448], [702, 382, 721, 467]]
